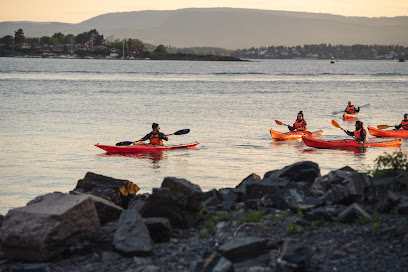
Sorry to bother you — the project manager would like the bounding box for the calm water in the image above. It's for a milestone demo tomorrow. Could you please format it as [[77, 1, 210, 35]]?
[[0, 57, 407, 214]]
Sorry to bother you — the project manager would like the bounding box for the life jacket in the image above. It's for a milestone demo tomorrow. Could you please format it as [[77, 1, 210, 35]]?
[[293, 119, 307, 130], [401, 120, 408, 130], [346, 105, 355, 114], [149, 133, 163, 145], [354, 128, 367, 141]]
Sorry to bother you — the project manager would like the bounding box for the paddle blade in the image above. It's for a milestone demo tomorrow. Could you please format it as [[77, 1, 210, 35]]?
[[275, 120, 283, 125], [173, 129, 190, 135], [331, 120, 340, 128], [377, 125, 390, 130]]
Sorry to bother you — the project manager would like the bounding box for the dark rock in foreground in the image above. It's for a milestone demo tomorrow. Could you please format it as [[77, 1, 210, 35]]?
[[1, 163, 408, 271]]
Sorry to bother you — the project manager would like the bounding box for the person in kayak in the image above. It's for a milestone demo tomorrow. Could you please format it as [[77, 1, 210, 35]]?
[[395, 113, 408, 130], [346, 120, 366, 142], [138, 123, 169, 145], [344, 101, 360, 114], [289, 111, 307, 131]]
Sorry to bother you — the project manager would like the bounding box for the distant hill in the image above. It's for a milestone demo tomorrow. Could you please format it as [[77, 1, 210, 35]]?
[[1, 8, 408, 49]]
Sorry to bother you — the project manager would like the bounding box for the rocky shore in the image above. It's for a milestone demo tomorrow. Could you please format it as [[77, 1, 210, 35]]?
[[1, 161, 408, 272]]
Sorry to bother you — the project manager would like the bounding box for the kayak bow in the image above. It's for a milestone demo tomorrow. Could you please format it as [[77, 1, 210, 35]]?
[[270, 129, 322, 140], [343, 113, 358, 120], [368, 126, 408, 139], [95, 142, 199, 153], [302, 136, 401, 149]]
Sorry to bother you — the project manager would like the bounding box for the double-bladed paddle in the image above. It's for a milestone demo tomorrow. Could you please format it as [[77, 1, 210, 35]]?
[[115, 129, 191, 146], [275, 120, 313, 137]]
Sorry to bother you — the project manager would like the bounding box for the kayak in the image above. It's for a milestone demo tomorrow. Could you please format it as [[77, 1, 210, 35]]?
[[302, 136, 402, 149], [95, 142, 199, 153], [368, 126, 408, 139], [343, 112, 358, 120], [270, 129, 322, 140]]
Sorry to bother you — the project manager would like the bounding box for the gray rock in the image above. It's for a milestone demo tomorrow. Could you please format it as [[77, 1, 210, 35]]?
[[196, 252, 234, 272], [218, 237, 268, 263], [142, 177, 204, 228], [113, 210, 154, 256], [338, 203, 372, 223], [144, 217, 173, 243], [0, 193, 100, 261], [264, 161, 320, 184], [71, 191, 124, 224], [72, 172, 140, 208], [276, 239, 313, 272]]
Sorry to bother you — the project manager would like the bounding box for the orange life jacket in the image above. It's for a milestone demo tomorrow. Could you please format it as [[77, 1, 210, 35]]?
[[354, 128, 367, 141], [401, 120, 408, 130], [149, 133, 163, 145], [293, 119, 307, 130], [346, 105, 355, 114]]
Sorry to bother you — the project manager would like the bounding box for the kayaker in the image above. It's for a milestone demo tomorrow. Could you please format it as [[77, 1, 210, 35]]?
[[138, 123, 168, 145], [344, 101, 360, 114], [395, 113, 408, 130], [289, 111, 307, 131], [346, 120, 366, 142]]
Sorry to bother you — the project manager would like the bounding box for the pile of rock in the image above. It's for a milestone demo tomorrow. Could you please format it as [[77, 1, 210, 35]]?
[[1, 161, 408, 271]]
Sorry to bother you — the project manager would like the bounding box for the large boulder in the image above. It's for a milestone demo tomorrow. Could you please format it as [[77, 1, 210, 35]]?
[[0, 193, 100, 261], [113, 210, 153, 256], [264, 161, 321, 184], [142, 177, 204, 228], [72, 172, 140, 208]]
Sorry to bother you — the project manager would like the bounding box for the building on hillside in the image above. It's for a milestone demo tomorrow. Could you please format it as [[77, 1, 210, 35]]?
[[52, 44, 64, 52], [19, 42, 31, 49]]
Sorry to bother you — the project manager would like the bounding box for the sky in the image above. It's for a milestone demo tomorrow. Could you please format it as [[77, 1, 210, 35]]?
[[1, 0, 408, 23]]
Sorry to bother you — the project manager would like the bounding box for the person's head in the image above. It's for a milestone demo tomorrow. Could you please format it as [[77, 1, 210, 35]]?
[[348, 101, 352, 106], [404, 113, 408, 120], [297, 111, 304, 120], [152, 123, 160, 132], [355, 120, 363, 130]]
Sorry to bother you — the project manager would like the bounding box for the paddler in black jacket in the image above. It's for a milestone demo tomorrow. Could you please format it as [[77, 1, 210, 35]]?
[[138, 123, 168, 145], [395, 113, 408, 130], [346, 121, 366, 142]]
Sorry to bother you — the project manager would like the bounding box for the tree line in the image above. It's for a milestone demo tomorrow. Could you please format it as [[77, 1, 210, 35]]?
[[1, 28, 407, 60]]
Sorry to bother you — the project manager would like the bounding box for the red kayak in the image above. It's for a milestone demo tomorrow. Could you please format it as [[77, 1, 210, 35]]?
[[343, 112, 358, 120], [368, 126, 408, 139], [302, 136, 402, 149], [270, 129, 322, 140], [95, 142, 199, 153]]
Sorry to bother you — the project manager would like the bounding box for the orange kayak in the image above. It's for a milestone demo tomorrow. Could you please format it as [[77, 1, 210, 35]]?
[[95, 142, 199, 153], [368, 126, 408, 139], [270, 129, 322, 140], [302, 136, 401, 149], [343, 112, 358, 120]]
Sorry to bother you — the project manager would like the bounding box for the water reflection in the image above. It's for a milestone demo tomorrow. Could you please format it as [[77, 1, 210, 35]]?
[[99, 150, 165, 167]]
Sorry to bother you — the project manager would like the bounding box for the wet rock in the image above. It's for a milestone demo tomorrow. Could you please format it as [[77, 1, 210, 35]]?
[[113, 210, 153, 256], [0, 193, 100, 261], [276, 239, 313, 272], [143, 217, 173, 243], [338, 203, 372, 223], [72, 172, 140, 208], [218, 237, 268, 263], [142, 177, 204, 228]]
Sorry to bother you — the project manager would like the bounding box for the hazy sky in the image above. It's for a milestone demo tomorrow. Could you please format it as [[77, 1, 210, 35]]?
[[1, 0, 408, 23]]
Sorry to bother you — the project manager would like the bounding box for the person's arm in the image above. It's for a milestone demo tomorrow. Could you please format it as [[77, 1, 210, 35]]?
[[355, 107, 360, 113], [395, 123, 402, 129], [139, 132, 151, 142], [360, 129, 366, 142], [288, 124, 295, 131], [303, 120, 307, 131], [159, 132, 169, 141], [345, 130, 354, 137]]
